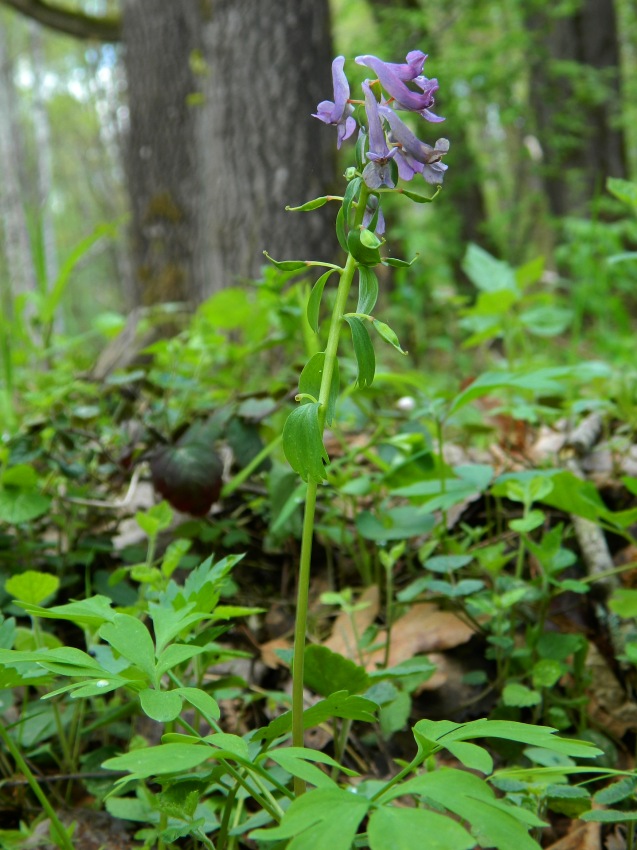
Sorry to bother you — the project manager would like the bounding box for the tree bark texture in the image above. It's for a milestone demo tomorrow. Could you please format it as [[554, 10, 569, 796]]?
[[526, 0, 627, 217], [0, 18, 38, 314], [123, 0, 335, 306]]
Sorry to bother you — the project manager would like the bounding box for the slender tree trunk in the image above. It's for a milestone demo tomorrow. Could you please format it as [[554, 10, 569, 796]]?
[[0, 18, 38, 316], [526, 0, 627, 216]]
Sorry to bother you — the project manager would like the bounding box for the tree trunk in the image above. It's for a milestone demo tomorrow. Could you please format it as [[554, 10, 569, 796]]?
[[526, 0, 627, 216], [0, 18, 38, 318], [122, 0, 335, 307]]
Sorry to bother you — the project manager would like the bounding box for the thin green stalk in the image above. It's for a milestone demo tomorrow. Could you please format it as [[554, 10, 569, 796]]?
[[290, 185, 369, 796], [0, 720, 75, 850]]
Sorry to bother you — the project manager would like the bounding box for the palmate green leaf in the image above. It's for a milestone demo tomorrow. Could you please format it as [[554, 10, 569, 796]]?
[[255, 690, 377, 743], [17, 595, 117, 629], [388, 768, 544, 850], [148, 602, 208, 655], [5, 571, 59, 605], [413, 718, 602, 760], [102, 743, 212, 781], [282, 402, 329, 483], [250, 788, 369, 850], [299, 352, 340, 426], [99, 614, 156, 681], [154, 644, 207, 678], [307, 270, 338, 333], [445, 741, 494, 774], [356, 266, 379, 315], [303, 644, 369, 697], [140, 688, 183, 722], [344, 315, 375, 388], [368, 805, 475, 850]]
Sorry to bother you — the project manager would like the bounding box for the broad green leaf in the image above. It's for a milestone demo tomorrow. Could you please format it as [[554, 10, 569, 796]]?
[[509, 510, 545, 533], [593, 776, 637, 805], [344, 315, 375, 388], [102, 743, 211, 780], [282, 402, 329, 483], [139, 688, 183, 722], [356, 266, 379, 315], [148, 603, 208, 655], [356, 506, 435, 542], [16, 595, 116, 628], [607, 176, 637, 209], [177, 687, 221, 721], [462, 243, 517, 293], [1, 465, 38, 488], [99, 614, 156, 681], [368, 804, 474, 850], [609, 588, 637, 619], [0, 646, 105, 677], [205, 732, 249, 760], [532, 659, 563, 689], [424, 555, 472, 574], [0, 489, 51, 524], [154, 644, 207, 679], [5, 571, 59, 605], [250, 788, 369, 850], [502, 683, 542, 708], [347, 229, 381, 266], [307, 270, 337, 333], [299, 352, 340, 426], [371, 318, 407, 353], [582, 810, 637, 823], [519, 306, 572, 337], [304, 644, 369, 696], [379, 689, 411, 738], [445, 741, 493, 774], [265, 747, 348, 789]]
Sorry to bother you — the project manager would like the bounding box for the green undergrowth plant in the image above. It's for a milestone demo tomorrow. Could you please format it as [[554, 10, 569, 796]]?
[[0, 48, 627, 850]]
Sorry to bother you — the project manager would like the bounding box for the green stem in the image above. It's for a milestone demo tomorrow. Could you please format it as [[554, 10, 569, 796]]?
[[0, 720, 75, 850], [290, 185, 370, 797]]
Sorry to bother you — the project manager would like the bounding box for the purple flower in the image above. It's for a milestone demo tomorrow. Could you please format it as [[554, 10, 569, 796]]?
[[379, 105, 449, 184], [356, 53, 444, 122], [361, 81, 396, 189], [312, 56, 356, 148], [362, 194, 385, 236]]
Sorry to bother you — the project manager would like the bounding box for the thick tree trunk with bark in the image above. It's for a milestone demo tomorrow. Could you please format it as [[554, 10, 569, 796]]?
[[526, 0, 627, 216], [122, 0, 335, 306]]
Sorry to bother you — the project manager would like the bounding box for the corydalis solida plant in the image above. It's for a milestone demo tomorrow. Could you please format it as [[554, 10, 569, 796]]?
[[266, 50, 450, 795]]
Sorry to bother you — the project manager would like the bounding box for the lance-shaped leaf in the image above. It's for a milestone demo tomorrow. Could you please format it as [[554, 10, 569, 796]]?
[[299, 353, 340, 427], [396, 185, 442, 203], [356, 266, 379, 315], [344, 315, 375, 388], [335, 206, 348, 253], [262, 251, 308, 271], [371, 318, 407, 354], [255, 690, 377, 743], [286, 196, 332, 212], [342, 177, 361, 226], [283, 403, 329, 483], [382, 255, 418, 269], [307, 269, 338, 333]]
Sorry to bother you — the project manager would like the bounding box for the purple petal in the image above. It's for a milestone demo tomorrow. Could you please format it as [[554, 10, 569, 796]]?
[[362, 81, 389, 158], [331, 55, 350, 117], [356, 54, 436, 113]]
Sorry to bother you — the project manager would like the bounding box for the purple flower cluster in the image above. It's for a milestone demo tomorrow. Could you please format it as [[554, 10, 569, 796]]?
[[313, 51, 449, 191]]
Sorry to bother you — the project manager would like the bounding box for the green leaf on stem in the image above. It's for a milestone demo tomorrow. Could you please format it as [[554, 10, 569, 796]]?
[[282, 403, 329, 483], [335, 207, 348, 253], [356, 267, 379, 315], [371, 319, 407, 354], [397, 185, 441, 203], [382, 255, 418, 269], [299, 353, 340, 426], [139, 688, 183, 722], [344, 315, 375, 389], [251, 788, 369, 850], [255, 690, 377, 742], [368, 805, 474, 850], [304, 644, 369, 696], [5, 571, 59, 606], [347, 229, 381, 266], [286, 196, 331, 212], [342, 177, 361, 226], [262, 251, 308, 271], [99, 614, 156, 681], [307, 270, 337, 333], [102, 743, 212, 783]]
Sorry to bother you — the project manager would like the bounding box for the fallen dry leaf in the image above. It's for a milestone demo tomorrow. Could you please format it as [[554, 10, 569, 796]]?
[[364, 603, 476, 671], [323, 585, 380, 659], [544, 820, 601, 850], [260, 637, 292, 669]]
